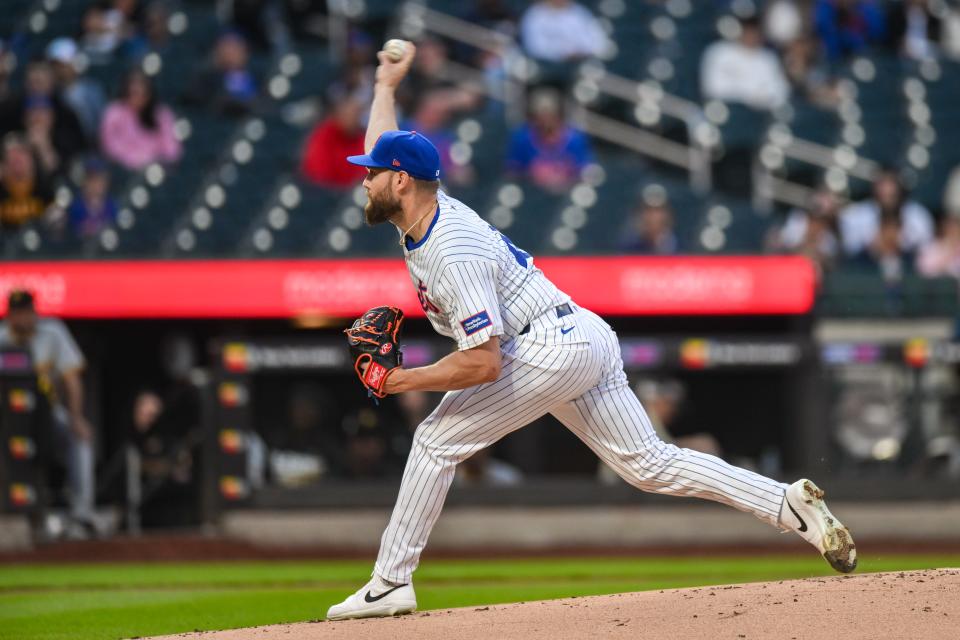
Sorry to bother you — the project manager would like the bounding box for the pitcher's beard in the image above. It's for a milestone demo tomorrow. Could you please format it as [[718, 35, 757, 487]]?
[[364, 191, 402, 226]]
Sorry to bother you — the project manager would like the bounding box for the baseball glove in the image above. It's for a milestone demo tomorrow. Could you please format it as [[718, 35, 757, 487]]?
[[344, 306, 404, 398]]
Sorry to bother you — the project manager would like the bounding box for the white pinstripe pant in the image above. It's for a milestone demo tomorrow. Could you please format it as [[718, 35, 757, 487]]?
[[374, 306, 788, 583]]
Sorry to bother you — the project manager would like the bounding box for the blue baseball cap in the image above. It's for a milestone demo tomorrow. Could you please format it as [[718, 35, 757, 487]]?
[[347, 130, 441, 181]]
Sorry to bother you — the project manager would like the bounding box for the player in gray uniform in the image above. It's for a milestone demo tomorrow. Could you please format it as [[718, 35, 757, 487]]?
[[327, 43, 856, 621], [0, 289, 96, 537]]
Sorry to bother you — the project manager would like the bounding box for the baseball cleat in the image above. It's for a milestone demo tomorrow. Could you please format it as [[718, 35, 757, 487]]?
[[326, 576, 417, 621], [783, 478, 857, 573]]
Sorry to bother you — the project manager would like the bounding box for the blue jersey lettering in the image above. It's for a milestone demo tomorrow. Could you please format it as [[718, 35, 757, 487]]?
[[489, 224, 531, 268]]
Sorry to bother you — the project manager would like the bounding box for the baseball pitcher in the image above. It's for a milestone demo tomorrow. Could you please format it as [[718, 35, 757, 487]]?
[[327, 41, 856, 621]]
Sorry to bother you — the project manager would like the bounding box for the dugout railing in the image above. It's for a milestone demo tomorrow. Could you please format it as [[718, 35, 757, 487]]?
[[198, 331, 960, 523]]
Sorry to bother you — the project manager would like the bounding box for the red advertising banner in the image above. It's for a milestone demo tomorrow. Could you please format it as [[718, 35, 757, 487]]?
[[0, 256, 815, 318]]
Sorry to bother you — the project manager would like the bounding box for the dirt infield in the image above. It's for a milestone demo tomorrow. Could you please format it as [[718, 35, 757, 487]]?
[[151, 569, 959, 640]]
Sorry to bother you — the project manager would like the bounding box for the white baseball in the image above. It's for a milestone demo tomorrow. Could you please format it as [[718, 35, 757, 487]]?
[[383, 39, 408, 62]]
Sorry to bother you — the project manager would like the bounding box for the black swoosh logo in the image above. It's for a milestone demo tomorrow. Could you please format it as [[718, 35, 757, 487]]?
[[787, 499, 808, 533], [364, 584, 407, 603]]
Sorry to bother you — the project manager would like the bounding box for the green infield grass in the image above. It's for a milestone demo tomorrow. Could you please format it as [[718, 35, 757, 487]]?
[[1, 553, 958, 640]]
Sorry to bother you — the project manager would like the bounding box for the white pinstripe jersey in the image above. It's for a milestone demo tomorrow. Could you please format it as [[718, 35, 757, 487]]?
[[402, 190, 570, 351]]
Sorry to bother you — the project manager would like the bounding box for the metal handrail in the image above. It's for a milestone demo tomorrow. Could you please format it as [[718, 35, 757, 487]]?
[[401, 3, 513, 55], [434, 59, 505, 100], [591, 65, 884, 208], [753, 132, 881, 210], [753, 168, 817, 210], [591, 73, 702, 121], [582, 69, 713, 192], [396, 2, 715, 190], [398, 1, 527, 122], [571, 107, 696, 170], [778, 138, 879, 181]]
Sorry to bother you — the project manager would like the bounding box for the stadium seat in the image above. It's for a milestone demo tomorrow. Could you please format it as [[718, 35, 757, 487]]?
[[789, 100, 840, 148], [265, 183, 344, 256]]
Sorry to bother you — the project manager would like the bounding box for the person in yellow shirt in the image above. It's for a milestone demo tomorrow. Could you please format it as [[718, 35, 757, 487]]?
[[0, 133, 54, 230]]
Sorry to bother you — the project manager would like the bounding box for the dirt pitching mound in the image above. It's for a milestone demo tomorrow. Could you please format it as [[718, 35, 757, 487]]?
[[151, 569, 960, 640]]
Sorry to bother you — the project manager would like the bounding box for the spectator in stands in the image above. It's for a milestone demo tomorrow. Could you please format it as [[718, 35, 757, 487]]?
[[250, 383, 334, 487], [769, 186, 842, 276], [67, 156, 117, 238], [0, 134, 55, 230], [700, 15, 790, 111], [402, 37, 453, 102], [466, 0, 518, 36], [781, 34, 842, 108], [599, 379, 721, 485], [280, 383, 338, 458], [641, 378, 722, 457], [338, 406, 406, 478], [0, 290, 97, 538], [520, 0, 609, 63], [814, 0, 886, 62], [620, 198, 678, 255], [945, 6, 960, 60], [839, 168, 933, 257], [184, 31, 260, 117], [398, 38, 481, 120], [81, 0, 141, 64], [886, 0, 942, 60], [47, 38, 107, 145], [81, 3, 119, 64], [764, 0, 804, 50], [851, 213, 915, 285], [330, 28, 374, 95], [130, 334, 203, 528], [0, 61, 87, 173], [143, 1, 173, 52], [100, 69, 181, 171], [300, 92, 366, 189], [454, 446, 524, 487], [121, 1, 174, 61], [405, 89, 476, 187], [284, 0, 328, 41], [23, 96, 69, 177], [506, 88, 593, 192], [396, 389, 432, 435], [210, 30, 260, 115], [766, 0, 841, 108], [917, 214, 960, 279], [944, 164, 960, 218], [327, 29, 375, 109], [0, 40, 12, 107], [0, 71, 14, 132], [221, 0, 292, 53], [460, 2, 517, 106]]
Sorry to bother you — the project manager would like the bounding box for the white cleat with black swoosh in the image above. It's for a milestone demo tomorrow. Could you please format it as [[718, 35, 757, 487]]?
[[326, 576, 417, 621], [782, 478, 857, 573]]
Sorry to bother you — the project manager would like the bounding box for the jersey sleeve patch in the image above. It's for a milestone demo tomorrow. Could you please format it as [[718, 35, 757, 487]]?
[[460, 310, 492, 336]]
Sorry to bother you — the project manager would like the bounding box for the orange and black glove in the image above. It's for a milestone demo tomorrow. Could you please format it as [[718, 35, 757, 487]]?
[[344, 306, 404, 398]]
